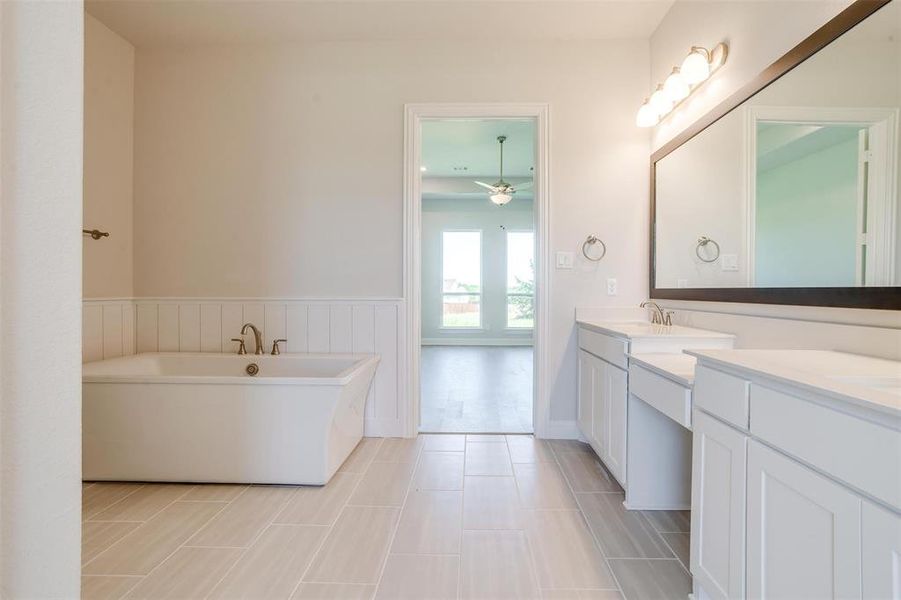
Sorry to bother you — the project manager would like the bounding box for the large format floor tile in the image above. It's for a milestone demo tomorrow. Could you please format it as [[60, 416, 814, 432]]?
[[83, 501, 227, 576], [513, 462, 577, 509], [349, 461, 415, 507], [209, 524, 327, 599], [82, 576, 142, 600], [276, 473, 362, 526], [608, 559, 692, 600], [461, 530, 540, 599], [465, 441, 514, 476], [81, 434, 692, 600], [523, 510, 617, 590], [90, 484, 193, 521], [375, 554, 459, 600], [557, 452, 622, 493], [463, 476, 523, 530], [304, 506, 400, 584], [187, 485, 295, 547], [391, 489, 462, 554], [293, 583, 375, 599], [576, 493, 674, 559], [123, 547, 242, 599], [414, 451, 465, 490]]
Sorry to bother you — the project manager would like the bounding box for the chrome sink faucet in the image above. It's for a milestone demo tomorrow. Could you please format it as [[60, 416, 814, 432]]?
[[640, 300, 673, 326], [241, 323, 265, 355]]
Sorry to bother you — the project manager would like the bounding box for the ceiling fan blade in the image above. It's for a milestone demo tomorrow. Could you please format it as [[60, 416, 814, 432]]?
[[473, 181, 499, 192], [512, 180, 534, 191]]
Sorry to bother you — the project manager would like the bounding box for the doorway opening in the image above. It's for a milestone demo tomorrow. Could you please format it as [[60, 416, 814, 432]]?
[[405, 106, 548, 436]]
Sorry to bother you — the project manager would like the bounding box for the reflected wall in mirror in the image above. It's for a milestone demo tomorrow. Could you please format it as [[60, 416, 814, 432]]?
[[652, 0, 901, 308]]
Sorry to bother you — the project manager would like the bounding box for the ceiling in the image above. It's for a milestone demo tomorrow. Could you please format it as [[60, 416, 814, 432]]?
[[422, 119, 534, 179], [86, 0, 674, 47], [422, 119, 535, 202]]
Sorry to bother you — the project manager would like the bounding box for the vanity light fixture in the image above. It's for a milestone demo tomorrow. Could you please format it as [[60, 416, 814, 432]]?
[[636, 42, 728, 128]]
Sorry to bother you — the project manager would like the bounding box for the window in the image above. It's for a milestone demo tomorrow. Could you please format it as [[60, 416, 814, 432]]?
[[506, 231, 535, 329], [442, 231, 482, 327]]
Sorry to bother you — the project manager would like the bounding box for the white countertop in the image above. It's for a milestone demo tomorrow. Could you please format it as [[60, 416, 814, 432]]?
[[577, 318, 735, 342], [628, 352, 697, 387], [687, 349, 901, 418]]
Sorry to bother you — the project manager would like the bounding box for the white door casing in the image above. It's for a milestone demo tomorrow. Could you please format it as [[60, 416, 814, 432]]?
[[403, 103, 550, 437]]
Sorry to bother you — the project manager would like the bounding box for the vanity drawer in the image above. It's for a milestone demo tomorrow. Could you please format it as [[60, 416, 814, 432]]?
[[629, 364, 691, 428], [751, 384, 901, 510], [578, 328, 628, 369], [693, 365, 750, 430]]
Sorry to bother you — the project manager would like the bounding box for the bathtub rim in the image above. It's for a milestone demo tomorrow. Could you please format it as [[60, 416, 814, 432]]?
[[82, 352, 380, 386]]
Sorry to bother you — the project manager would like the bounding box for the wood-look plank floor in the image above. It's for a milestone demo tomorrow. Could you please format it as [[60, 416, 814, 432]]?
[[82, 436, 690, 600]]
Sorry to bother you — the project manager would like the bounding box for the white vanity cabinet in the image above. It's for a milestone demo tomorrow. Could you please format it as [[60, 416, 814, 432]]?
[[577, 346, 627, 485], [690, 409, 747, 600], [576, 320, 734, 493], [689, 350, 901, 600]]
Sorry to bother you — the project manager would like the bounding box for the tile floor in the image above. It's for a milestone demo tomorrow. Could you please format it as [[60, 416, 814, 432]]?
[[82, 435, 691, 600], [421, 346, 534, 433]]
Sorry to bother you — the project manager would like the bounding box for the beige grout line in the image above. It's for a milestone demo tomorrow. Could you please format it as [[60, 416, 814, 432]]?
[[548, 441, 627, 598], [87, 486, 240, 585], [286, 437, 386, 599], [199, 485, 300, 598], [371, 438, 426, 596]]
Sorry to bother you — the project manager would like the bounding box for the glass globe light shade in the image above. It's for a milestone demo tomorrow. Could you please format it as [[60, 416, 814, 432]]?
[[635, 99, 659, 128], [681, 47, 711, 84], [490, 193, 512, 206], [663, 68, 690, 102]]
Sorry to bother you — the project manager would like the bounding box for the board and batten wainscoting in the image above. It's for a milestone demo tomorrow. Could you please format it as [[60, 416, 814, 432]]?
[[82, 298, 407, 437]]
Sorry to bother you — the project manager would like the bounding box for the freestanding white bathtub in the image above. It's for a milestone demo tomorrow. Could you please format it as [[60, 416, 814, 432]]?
[[82, 352, 379, 485]]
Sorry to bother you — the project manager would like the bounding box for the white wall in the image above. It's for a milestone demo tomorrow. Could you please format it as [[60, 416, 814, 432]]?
[[0, 1, 84, 596], [131, 38, 651, 426], [422, 197, 534, 345], [84, 14, 134, 299]]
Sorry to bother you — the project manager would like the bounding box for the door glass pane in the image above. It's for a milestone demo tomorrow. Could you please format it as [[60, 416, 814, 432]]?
[[443, 231, 481, 293], [507, 232, 534, 328]]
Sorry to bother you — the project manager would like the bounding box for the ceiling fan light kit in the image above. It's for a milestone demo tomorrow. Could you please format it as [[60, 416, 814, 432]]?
[[636, 42, 728, 128], [473, 134, 534, 206]]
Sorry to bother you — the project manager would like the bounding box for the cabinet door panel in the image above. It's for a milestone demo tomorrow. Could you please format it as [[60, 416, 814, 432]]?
[[606, 364, 628, 484], [747, 440, 861, 600], [592, 357, 608, 461], [691, 409, 747, 600], [862, 500, 901, 599], [578, 350, 594, 443]]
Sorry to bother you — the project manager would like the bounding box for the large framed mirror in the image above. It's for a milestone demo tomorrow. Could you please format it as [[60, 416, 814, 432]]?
[[651, 0, 901, 309]]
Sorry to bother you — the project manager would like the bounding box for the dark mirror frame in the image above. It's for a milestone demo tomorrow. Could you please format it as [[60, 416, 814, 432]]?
[[649, 0, 901, 310]]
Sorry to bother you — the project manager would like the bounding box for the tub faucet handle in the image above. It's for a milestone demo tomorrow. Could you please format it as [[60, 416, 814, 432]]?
[[271, 339, 287, 355], [231, 338, 247, 355]]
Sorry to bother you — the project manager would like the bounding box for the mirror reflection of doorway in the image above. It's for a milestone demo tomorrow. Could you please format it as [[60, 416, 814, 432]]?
[[419, 119, 536, 434]]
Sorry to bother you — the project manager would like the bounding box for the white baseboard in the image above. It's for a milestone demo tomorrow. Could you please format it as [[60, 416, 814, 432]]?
[[422, 338, 533, 347], [541, 419, 580, 439]]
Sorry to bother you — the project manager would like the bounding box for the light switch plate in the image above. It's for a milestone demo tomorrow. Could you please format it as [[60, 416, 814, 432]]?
[[721, 254, 739, 272], [556, 251, 574, 269]]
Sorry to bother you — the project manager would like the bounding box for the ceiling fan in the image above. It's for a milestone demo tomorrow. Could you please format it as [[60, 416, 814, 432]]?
[[474, 135, 533, 206]]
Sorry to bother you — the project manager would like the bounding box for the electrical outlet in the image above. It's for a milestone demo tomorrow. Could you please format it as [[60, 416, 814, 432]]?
[[677, 279, 689, 288], [556, 251, 574, 269], [606, 278, 618, 296]]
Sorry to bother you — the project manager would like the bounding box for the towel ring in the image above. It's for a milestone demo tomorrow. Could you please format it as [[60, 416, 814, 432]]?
[[695, 236, 720, 263], [582, 235, 606, 262]]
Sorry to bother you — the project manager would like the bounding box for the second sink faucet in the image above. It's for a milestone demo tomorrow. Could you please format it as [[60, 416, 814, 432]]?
[[640, 300, 673, 326], [241, 323, 265, 355]]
